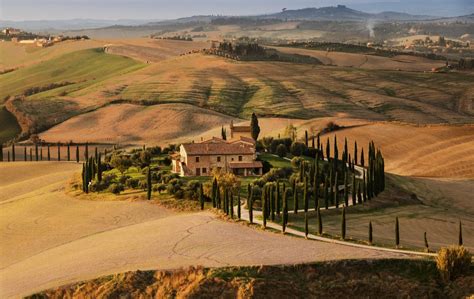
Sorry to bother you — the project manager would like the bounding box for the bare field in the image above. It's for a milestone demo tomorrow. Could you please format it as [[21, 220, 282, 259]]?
[[271, 46, 446, 71], [39, 103, 240, 145], [0, 162, 409, 298]]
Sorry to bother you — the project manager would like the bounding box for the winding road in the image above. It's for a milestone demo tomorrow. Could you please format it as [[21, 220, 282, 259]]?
[[1, 162, 414, 298]]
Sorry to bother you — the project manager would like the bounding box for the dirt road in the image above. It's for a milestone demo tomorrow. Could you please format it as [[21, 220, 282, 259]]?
[[0, 162, 411, 298]]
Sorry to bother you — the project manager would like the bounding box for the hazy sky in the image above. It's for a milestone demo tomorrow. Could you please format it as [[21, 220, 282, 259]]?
[[1, 0, 472, 21]]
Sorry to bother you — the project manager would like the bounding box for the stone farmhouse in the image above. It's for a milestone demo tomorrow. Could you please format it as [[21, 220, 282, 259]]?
[[171, 122, 263, 177]]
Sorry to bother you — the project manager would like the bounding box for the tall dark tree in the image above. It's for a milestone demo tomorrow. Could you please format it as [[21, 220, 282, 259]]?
[[35, 143, 38, 161], [47, 144, 51, 161], [24, 147, 27, 161], [57, 142, 61, 161], [76, 145, 79, 163], [85, 142, 89, 160], [326, 139, 330, 162], [341, 207, 346, 240], [304, 130, 308, 147], [357, 182, 363, 204], [317, 203, 323, 235], [11, 143, 15, 162], [237, 191, 241, 219], [334, 172, 339, 208], [276, 181, 281, 216], [230, 190, 234, 218], [424, 232, 429, 252], [459, 221, 463, 246], [67, 143, 71, 161], [344, 138, 348, 164], [147, 167, 152, 200], [0, 143, 3, 162], [282, 188, 289, 233], [221, 126, 227, 140], [352, 175, 357, 206], [212, 178, 218, 208], [262, 189, 267, 229], [344, 172, 349, 207], [248, 185, 254, 224], [97, 153, 102, 182], [369, 221, 373, 245], [293, 180, 298, 214], [29, 148, 33, 161], [303, 177, 309, 213], [324, 176, 329, 210], [354, 141, 358, 165], [395, 217, 400, 248], [361, 148, 365, 167], [250, 113, 260, 141]]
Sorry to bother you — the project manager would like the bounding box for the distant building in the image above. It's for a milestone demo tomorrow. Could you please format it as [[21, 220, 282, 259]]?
[[171, 136, 262, 177], [229, 120, 252, 140]]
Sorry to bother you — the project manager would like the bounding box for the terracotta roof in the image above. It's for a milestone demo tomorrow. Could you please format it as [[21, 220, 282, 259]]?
[[231, 136, 256, 145], [201, 137, 227, 144], [182, 141, 255, 155], [228, 161, 263, 169]]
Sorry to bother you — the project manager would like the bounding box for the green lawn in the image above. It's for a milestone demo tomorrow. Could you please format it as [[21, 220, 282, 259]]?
[[259, 152, 292, 168], [0, 48, 144, 101]]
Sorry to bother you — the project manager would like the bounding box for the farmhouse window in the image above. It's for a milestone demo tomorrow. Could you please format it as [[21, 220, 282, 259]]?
[[217, 156, 221, 162], [195, 156, 200, 162], [238, 156, 243, 161]]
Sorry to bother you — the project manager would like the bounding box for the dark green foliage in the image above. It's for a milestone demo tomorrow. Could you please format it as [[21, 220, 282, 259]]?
[[282, 188, 289, 233], [35, 143, 38, 161], [230, 191, 234, 218], [344, 172, 349, 207], [76, 145, 79, 163], [317, 203, 323, 235], [324, 176, 329, 210], [0, 143, 3, 162], [424, 232, 429, 252], [237, 191, 241, 219], [326, 139, 330, 162], [57, 142, 61, 161], [47, 144, 50, 161], [24, 147, 27, 161], [290, 142, 306, 157], [352, 174, 356, 206], [262, 188, 267, 229], [459, 221, 463, 246], [369, 221, 373, 245], [341, 207, 346, 240], [212, 178, 218, 208], [334, 172, 338, 209], [29, 148, 32, 161], [85, 142, 89, 160], [67, 143, 70, 161], [248, 185, 253, 224], [357, 182, 363, 204], [354, 141, 358, 165], [395, 217, 400, 248], [11, 143, 15, 161], [147, 167, 152, 200], [293, 179, 298, 213], [276, 144, 287, 157], [250, 113, 260, 141], [221, 126, 227, 140], [97, 153, 102, 182], [303, 177, 309, 213], [276, 181, 280, 216], [304, 130, 308, 147]]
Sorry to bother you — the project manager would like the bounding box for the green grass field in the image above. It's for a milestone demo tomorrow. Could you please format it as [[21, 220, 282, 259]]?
[[0, 48, 144, 102]]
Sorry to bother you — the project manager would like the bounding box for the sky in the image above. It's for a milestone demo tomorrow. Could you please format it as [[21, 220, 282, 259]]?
[[1, 0, 473, 21]]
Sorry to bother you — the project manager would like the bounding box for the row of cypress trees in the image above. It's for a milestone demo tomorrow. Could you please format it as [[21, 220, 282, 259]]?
[[0, 142, 108, 163], [210, 178, 242, 219]]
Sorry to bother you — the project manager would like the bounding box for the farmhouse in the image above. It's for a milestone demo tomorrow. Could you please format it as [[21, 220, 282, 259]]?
[[171, 136, 263, 177]]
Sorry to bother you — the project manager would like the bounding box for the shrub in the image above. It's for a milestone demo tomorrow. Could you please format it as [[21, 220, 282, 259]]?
[[119, 175, 131, 184], [138, 179, 148, 190], [102, 174, 117, 185], [149, 146, 162, 155], [161, 157, 172, 166], [290, 142, 306, 156], [153, 183, 167, 193], [436, 246, 471, 282], [291, 156, 303, 168], [276, 144, 287, 157], [108, 183, 124, 194], [89, 179, 108, 192], [125, 178, 140, 189]]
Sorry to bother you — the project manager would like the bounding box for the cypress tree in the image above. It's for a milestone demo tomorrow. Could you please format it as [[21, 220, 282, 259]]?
[[262, 189, 267, 229], [352, 175, 356, 206], [317, 203, 323, 235], [293, 180, 298, 214], [35, 143, 38, 161], [304, 211, 309, 238], [276, 181, 280, 216], [369, 221, 373, 245], [249, 185, 254, 224], [314, 154, 319, 210], [344, 172, 349, 207], [334, 172, 339, 208], [361, 148, 365, 167], [424, 232, 429, 252], [304, 130, 308, 147], [0, 143, 3, 162], [147, 167, 152, 200], [395, 217, 400, 248], [28, 148, 31, 161], [12, 143, 15, 161], [47, 144, 51, 161], [7, 151, 10, 162], [237, 191, 241, 219], [341, 207, 346, 240], [459, 221, 463, 246], [344, 138, 348, 165], [85, 142, 89, 160], [67, 143, 71, 161], [24, 147, 27, 161], [282, 188, 289, 233], [363, 172, 367, 202], [324, 176, 329, 210], [357, 182, 362, 204], [224, 188, 228, 215], [97, 153, 102, 182], [329, 169, 333, 204], [40, 146, 43, 160], [303, 177, 308, 213], [250, 112, 260, 141], [217, 187, 221, 209], [94, 147, 98, 161], [270, 184, 275, 221], [326, 139, 330, 162], [212, 178, 218, 208], [76, 145, 79, 163], [354, 141, 358, 165], [57, 142, 61, 161], [317, 134, 320, 152], [311, 135, 315, 149]]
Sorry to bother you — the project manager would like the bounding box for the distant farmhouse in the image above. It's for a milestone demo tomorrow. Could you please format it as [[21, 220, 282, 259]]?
[[172, 122, 263, 177]]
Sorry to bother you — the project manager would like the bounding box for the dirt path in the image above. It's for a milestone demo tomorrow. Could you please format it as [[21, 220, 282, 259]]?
[[0, 162, 412, 298]]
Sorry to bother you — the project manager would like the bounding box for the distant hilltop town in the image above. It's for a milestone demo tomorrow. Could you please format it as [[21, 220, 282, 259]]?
[[1, 27, 89, 48]]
